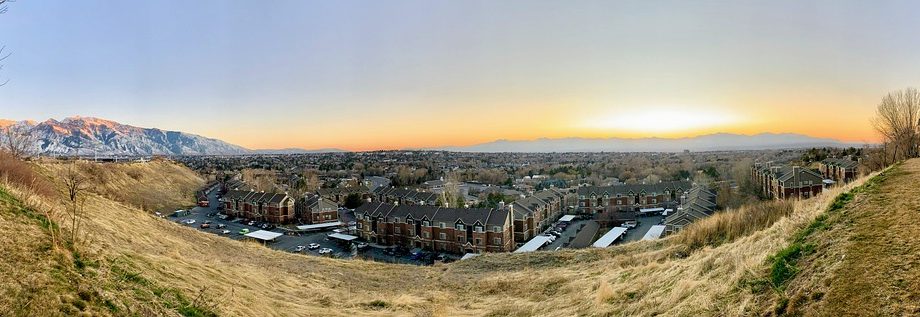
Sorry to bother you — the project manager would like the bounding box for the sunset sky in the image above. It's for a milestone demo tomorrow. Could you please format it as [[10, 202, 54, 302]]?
[[1, 0, 918, 151]]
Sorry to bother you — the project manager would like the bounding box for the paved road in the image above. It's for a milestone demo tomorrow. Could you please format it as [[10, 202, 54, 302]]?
[[546, 219, 591, 250], [621, 214, 664, 242]]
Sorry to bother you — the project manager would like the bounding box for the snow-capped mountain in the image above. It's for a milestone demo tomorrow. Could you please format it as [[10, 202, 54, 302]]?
[[0, 116, 249, 156]]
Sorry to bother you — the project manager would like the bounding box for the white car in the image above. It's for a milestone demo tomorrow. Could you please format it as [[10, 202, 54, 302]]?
[[308, 243, 321, 250], [221, 230, 231, 234], [318, 248, 333, 255], [184, 219, 196, 225], [294, 245, 306, 252]]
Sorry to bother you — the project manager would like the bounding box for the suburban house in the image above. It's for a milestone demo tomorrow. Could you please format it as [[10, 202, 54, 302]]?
[[372, 186, 440, 206], [220, 190, 295, 223], [507, 188, 568, 244], [576, 181, 692, 214], [316, 186, 371, 205], [752, 163, 824, 199], [819, 158, 859, 183], [295, 194, 339, 224], [354, 202, 513, 254], [664, 186, 718, 234]]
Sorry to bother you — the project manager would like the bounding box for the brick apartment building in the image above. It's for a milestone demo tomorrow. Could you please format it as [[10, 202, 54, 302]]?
[[220, 190, 295, 223], [576, 181, 691, 214], [316, 186, 371, 206], [295, 194, 339, 224], [819, 158, 859, 183], [752, 164, 824, 199], [508, 188, 568, 244], [664, 186, 717, 235], [354, 202, 513, 253]]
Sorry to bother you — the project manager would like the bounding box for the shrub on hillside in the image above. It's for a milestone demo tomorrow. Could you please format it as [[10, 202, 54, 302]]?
[[0, 151, 55, 198], [675, 199, 795, 250]]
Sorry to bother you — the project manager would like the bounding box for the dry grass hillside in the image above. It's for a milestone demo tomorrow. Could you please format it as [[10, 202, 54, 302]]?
[[0, 157, 902, 316]]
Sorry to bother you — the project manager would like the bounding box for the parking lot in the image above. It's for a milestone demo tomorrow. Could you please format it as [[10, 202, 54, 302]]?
[[621, 213, 665, 242], [169, 188, 455, 265]]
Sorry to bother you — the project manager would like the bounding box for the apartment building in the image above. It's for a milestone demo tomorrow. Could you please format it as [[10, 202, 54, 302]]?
[[508, 188, 568, 244], [295, 194, 339, 224], [664, 186, 717, 234], [372, 186, 440, 206], [220, 190, 295, 223], [752, 164, 824, 199], [819, 158, 859, 183], [354, 202, 513, 254], [576, 181, 691, 214]]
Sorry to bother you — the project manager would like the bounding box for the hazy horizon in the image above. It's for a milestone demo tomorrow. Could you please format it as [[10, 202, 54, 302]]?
[[3, 0, 917, 150]]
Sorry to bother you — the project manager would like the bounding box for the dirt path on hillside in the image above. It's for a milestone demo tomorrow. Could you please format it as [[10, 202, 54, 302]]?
[[792, 160, 920, 316]]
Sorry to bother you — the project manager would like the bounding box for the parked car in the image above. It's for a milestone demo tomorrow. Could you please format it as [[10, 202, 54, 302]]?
[[308, 243, 321, 250], [221, 230, 231, 234], [355, 242, 368, 250], [199, 223, 210, 229], [294, 245, 306, 252], [540, 233, 557, 242], [247, 221, 256, 226], [239, 228, 250, 235], [184, 219, 196, 225], [318, 248, 333, 255], [216, 224, 226, 229], [621, 220, 638, 229]]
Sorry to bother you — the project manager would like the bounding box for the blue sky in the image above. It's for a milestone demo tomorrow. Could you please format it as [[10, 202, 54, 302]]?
[[2, 1, 919, 150]]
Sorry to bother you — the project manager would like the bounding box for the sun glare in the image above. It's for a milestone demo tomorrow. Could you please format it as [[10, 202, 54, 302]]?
[[583, 107, 740, 135]]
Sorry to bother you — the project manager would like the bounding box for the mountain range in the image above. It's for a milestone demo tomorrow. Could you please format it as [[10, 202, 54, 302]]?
[[428, 133, 866, 152], [0, 116, 344, 156], [0, 116, 865, 156]]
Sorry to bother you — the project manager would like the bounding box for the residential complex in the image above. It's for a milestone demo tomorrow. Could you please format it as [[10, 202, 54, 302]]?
[[354, 202, 513, 253], [220, 190, 296, 223], [664, 186, 718, 234], [752, 164, 824, 199], [576, 181, 692, 213], [372, 186, 440, 206], [508, 188, 569, 244], [295, 194, 339, 224], [819, 157, 859, 183]]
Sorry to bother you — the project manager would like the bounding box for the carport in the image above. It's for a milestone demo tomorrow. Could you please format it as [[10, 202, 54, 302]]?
[[514, 235, 553, 253], [558, 215, 577, 222], [592, 227, 628, 248], [244, 230, 283, 244], [328, 233, 359, 242]]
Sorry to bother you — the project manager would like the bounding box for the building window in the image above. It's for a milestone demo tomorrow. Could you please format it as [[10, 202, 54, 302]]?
[[357, 223, 363, 229], [456, 224, 465, 230], [394, 227, 401, 234], [423, 220, 430, 226], [493, 237, 502, 245], [439, 232, 446, 240], [407, 219, 414, 224], [493, 226, 501, 232], [457, 236, 464, 242], [474, 226, 484, 233], [423, 232, 430, 238], [474, 238, 481, 245], [439, 222, 445, 229]]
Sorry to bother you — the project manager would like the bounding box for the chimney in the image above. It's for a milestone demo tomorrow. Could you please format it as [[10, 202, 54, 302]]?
[[498, 201, 505, 210]]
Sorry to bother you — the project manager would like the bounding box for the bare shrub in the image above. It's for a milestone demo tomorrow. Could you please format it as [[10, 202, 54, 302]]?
[[0, 151, 55, 197]]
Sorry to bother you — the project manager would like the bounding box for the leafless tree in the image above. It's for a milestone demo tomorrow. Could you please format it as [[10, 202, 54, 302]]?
[[3, 124, 32, 158], [0, 0, 11, 86], [63, 165, 87, 245], [873, 88, 920, 161]]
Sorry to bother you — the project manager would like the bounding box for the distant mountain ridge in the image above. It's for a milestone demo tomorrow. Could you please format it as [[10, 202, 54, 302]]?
[[427, 133, 866, 152], [0, 116, 344, 156]]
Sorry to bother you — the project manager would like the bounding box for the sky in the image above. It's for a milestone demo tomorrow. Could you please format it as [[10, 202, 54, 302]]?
[[1, 0, 918, 151]]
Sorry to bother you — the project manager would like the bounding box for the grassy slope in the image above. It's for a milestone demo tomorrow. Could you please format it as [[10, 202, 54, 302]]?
[[0, 159, 894, 316], [768, 160, 920, 316]]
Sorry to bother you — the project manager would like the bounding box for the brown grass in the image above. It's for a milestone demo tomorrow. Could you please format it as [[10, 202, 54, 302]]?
[[769, 160, 920, 316], [0, 158, 884, 316], [675, 199, 795, 250]]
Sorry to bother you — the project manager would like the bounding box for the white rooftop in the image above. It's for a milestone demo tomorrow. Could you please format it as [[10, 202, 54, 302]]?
[[558, 215, 577, 222], [461, 253, 480, 260], [592, 227, 628, 248], [244, 230, 283, 241], [639, 207, 665, 213], [296, 221, 343, 231], [514, 235, 553, 253], [642, 225, 666, 241], [328, 233, 359, 241]]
